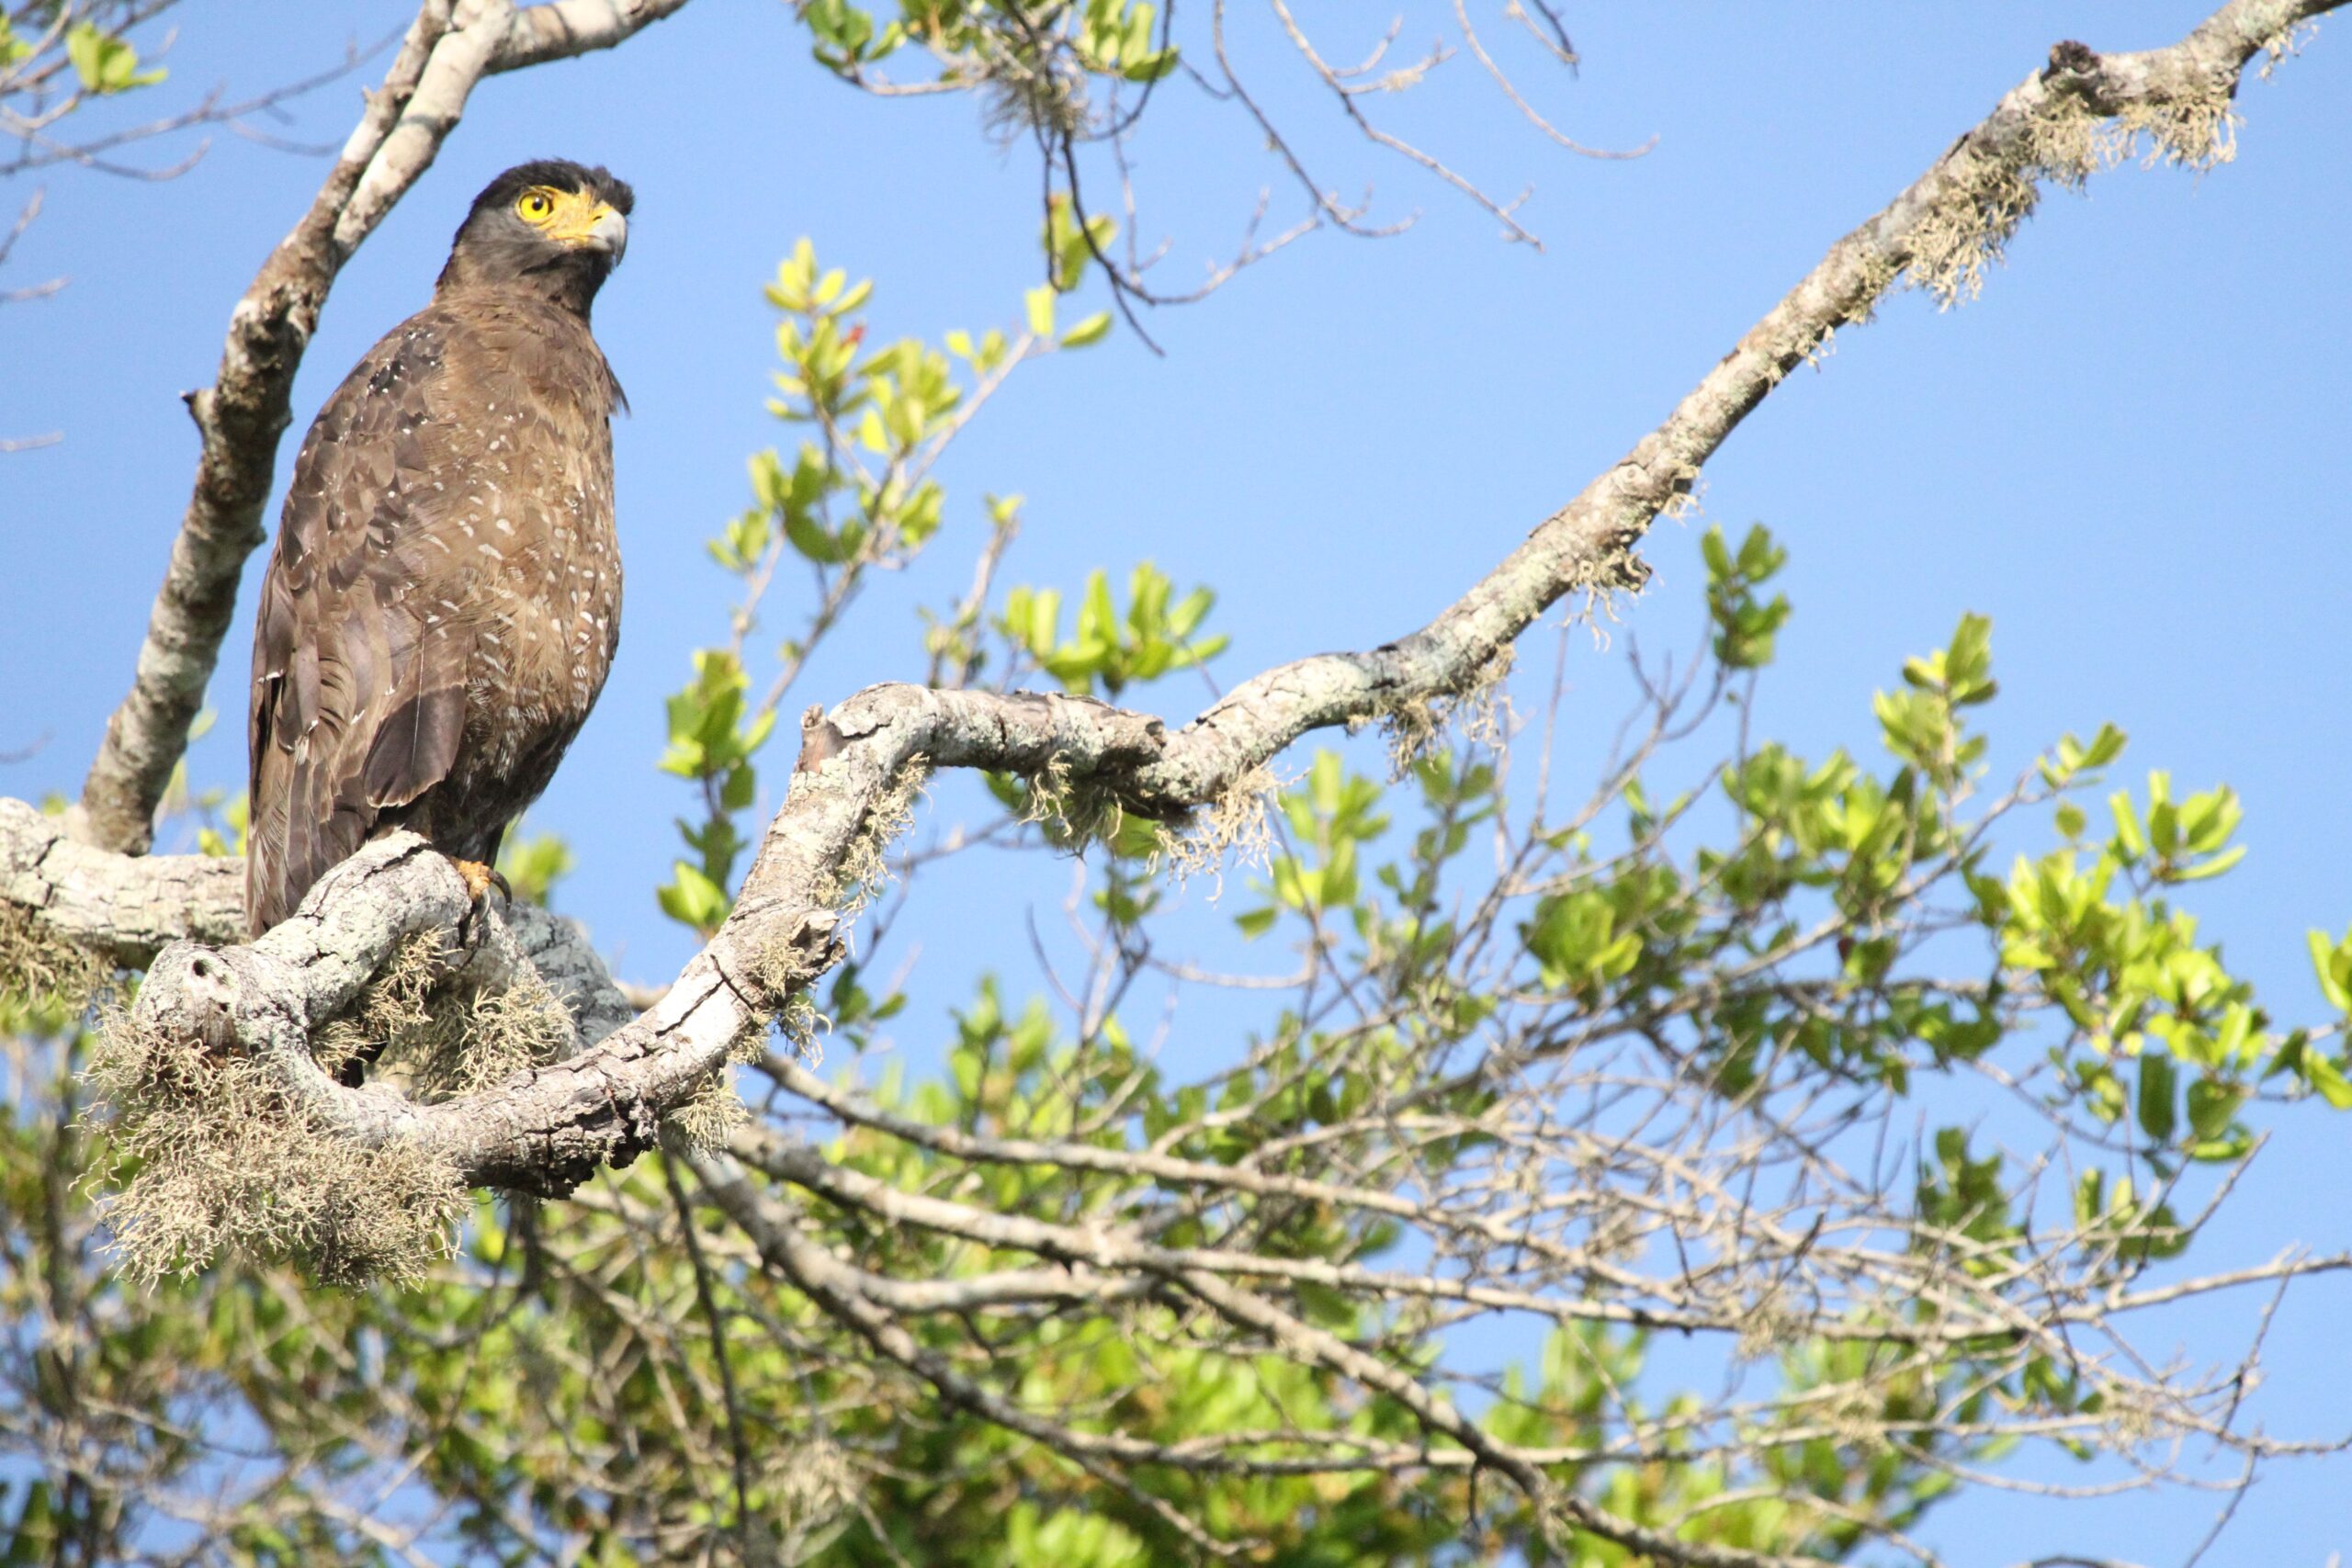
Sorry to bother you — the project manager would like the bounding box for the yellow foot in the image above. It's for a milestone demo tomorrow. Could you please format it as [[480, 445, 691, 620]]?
[[448, 856, 513, 906]]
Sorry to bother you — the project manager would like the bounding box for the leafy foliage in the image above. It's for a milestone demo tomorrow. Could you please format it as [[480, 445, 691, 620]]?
[[9, 185, 2352, 1565], [797, 0, 1179, 109], [653, 231, 1207, 938], [61, 18, 162, 94], [14, 494, 2350, 1562]]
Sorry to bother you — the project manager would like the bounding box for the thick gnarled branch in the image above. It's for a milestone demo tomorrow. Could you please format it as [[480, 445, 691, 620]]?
[[19, 0, 2338, 1191], [3, 797, 243, 965], [3, 10, 2343, 1558]]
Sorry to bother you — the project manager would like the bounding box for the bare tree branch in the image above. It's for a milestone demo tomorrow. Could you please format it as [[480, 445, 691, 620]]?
[[17, 0, 2335, 1187], [1, 796, 242, 964], [0, 6, 2341, 1560]]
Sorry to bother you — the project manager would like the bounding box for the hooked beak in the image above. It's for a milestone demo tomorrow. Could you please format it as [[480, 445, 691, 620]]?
[[551, 199, 628, 265], [587, 205, 628, 265]]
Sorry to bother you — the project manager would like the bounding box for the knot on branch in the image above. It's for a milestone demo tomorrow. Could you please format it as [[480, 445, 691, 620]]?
[[2045, 39, 2101, 80], [1608, 551, 1656, 594], [744, 908, 847, 1010], [794, 702, 848, 773]]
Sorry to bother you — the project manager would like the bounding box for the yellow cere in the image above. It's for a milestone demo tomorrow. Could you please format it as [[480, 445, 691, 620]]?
[[512, 186, 620, 250]]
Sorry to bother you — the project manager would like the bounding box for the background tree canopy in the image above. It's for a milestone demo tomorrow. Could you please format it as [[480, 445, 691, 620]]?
[[3, 1, 2349, 1563]]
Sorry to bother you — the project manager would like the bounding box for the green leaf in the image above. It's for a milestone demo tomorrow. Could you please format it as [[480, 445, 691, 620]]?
[[1024, 285, 1057, 339], [2109, 792, 2148, 860], [1060, 311, 1113, 348], [658, 861, 731, 933], [2305, 1055, 2352, 1111], [2307, 928, 2352, 1012], [2186, 1078, 2244, 1143], [719, 763, 757, 812], [65, 21, 165, 94], [2135, 1052, 2177, 1143], [2167, 842, 2245, 883], [1945, 612, 1996, 704]]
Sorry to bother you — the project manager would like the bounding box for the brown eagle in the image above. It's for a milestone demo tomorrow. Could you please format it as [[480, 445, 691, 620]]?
[[245, 160, 633, 934]]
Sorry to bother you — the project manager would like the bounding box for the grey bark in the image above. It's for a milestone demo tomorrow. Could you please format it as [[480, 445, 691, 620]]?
[[8, 0, 2339, 1197]]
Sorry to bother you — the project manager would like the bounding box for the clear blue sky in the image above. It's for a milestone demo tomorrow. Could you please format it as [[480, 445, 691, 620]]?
[[3, 3, 2347, 1560]]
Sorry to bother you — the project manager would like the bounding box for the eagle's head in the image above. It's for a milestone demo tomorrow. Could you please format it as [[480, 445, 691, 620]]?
[[438, 159, 635, 311]]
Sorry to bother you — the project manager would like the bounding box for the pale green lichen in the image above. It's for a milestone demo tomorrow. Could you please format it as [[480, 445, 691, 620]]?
[[1905, 69, 2242, 309], [1377, 647, 1514, 777], [2112, 91, 2238, 171], [662, 1004, 792, 1150], [1016, 751, 1129, 852], [0, 904, 107, 1021], [85, 928, 577, 1286], [692, 925, 834, 1145], [1160, 761, 1281, 892], [2256, 18, 2319, 81], [314, 930, 446, 1082], [1905, 99, 2103, 308], [775, 989, 823, 1065], [86, 1004, 465, 1289], [387, 964, 576, 1100], [977, 34, 1092, 148], [828, 753, 931, 916], [769, 1438, 860, 1558], [662, 1064, 750, 1156], [1761, 249, 1903, 386], [316, 932, 572, 1100]]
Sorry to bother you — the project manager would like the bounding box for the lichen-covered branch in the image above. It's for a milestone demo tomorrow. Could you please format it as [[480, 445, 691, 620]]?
[[1110, 0, 2343, 810], [69, 0, 695, 855], [6, 5, 2343, 1560], [2, 797, 243, 966], [17, 0, 2346, 1196]]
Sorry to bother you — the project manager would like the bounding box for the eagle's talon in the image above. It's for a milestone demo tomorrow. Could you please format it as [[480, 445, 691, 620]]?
[[449, 856, 511, 911]]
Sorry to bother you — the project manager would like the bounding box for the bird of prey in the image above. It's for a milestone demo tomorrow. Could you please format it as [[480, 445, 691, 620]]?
[[245, 159, 633, 935]]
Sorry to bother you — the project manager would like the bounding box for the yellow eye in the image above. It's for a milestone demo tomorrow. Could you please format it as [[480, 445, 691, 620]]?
[[516, 189, 556, 222]]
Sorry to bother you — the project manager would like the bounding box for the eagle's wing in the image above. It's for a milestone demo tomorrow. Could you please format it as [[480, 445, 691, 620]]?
[[246, 312, 474, 934]]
